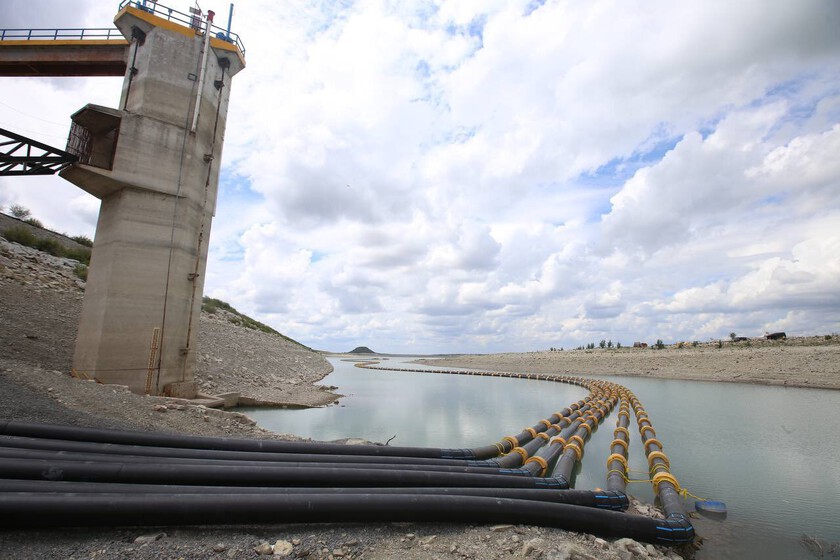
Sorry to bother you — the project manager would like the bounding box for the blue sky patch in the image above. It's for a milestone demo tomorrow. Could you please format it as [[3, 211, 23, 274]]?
[[524, 0, 548, 17], [579, 134, 683, 188]]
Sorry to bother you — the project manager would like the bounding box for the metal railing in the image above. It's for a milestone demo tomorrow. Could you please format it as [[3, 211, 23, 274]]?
[[0, 28, 123, 41], [1, 1, 245, 56], [117, 0, 245, 56]]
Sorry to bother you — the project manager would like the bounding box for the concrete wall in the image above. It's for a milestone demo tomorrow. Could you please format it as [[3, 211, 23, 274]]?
[[60, 6, 243, 396]]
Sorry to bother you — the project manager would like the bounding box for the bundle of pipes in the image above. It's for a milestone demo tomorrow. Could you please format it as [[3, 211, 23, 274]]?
[[0, 371, 694, 545]]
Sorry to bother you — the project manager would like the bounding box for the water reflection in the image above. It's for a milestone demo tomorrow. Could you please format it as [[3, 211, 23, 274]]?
[[242, 357, 840, 560], [244, 358, 589, 447]]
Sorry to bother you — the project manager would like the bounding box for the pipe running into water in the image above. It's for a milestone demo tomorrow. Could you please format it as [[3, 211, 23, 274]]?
[[0, 367, 695, 545], [0, 479, 629, 510], [606, 392, 632, 493], [0, 492, 692, 543], [628, 391, 691, 528]]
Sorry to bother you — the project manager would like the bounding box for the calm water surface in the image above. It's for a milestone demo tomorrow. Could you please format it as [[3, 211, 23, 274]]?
[[243, 357, 840, 560]]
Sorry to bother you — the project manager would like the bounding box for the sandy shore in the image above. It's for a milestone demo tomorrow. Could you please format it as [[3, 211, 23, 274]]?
[[415, 339, 840, 391]]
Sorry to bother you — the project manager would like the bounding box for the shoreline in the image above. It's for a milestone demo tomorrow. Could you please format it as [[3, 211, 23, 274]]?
[[412, 340, 840, 392]]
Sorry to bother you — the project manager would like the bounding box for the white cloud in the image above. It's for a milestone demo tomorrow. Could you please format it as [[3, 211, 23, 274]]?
[[3, 0, 839, 352]]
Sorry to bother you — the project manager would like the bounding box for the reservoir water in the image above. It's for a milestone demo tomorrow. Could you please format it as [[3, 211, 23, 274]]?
[[242, 356, 840, 559]]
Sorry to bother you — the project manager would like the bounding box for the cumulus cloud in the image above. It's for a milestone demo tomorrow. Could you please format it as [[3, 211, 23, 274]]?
[[3, 0, 839, 352]]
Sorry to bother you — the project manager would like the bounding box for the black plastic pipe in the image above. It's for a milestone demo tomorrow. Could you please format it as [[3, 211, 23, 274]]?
[[0, 480, 629, 510], [492, 404, 589, 469], [519, 420, 572, 476], [635, 409, 688, 521], [0, 435, 482, 467], [0, 421, 472, 459], [552, 412, 603, 488], [478, 398, 593, 461], [0, 447, 529, 476], [0, 457, 569, 489], [524, 414, 587, 477], [0, 492, 694, 544], [606, 397, 631, 493]]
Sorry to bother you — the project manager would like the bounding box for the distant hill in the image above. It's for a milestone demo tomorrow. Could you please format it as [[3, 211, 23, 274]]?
[[348, 346, 376, 354]]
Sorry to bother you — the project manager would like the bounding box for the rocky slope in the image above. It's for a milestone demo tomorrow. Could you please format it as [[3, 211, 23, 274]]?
[[0, 235, 336, 408]]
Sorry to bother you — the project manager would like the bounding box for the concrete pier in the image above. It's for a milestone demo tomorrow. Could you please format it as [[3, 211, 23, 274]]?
[[60, 5, 244, 396]]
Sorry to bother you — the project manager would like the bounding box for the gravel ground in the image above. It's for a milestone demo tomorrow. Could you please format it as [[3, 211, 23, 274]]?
[[0, 235, 693, 559]]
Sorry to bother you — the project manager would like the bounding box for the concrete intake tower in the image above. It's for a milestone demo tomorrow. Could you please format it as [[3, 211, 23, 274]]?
[[60, 3, 245, 397]]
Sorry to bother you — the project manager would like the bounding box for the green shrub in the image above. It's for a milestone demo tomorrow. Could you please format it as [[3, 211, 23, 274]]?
[[202, 297, 234, 313], [655, 339, 665, 349], [2, 226, 37, 246], [3, 226, 92, 263], [201, 296, 282, 336], [70, 235, 94, 247], [73, 264, 88, 281], [34, 237, 64, 257], [64, 247, 91, 265], [23, 217, 43, 228]]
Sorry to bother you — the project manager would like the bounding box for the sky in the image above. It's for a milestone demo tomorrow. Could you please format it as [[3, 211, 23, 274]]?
[[1, 0, 839, 354]]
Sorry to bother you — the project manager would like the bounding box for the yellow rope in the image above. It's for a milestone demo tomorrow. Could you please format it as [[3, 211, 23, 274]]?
[[649, 462, 670, 475], [617, 473, 713, 503], [679, 487, 710, 501], [606, 468, 627, 479], [652, 471, 680, 493]]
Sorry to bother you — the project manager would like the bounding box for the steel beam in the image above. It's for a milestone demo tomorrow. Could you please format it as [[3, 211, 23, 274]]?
[[0, 40, 128, 77]]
